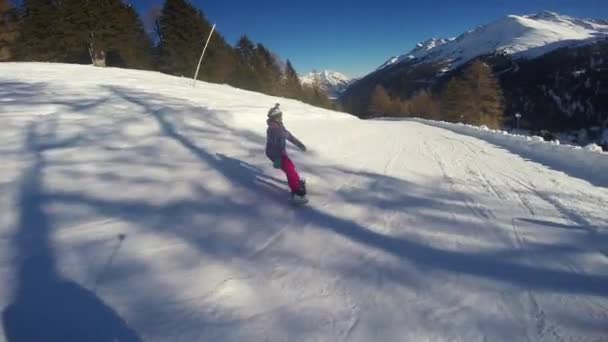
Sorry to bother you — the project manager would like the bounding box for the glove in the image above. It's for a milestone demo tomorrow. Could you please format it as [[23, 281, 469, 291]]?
[[273, 158, 282, 169]]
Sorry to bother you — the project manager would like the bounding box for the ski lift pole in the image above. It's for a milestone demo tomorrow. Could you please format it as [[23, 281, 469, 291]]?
[[192, 23, 216, 87]]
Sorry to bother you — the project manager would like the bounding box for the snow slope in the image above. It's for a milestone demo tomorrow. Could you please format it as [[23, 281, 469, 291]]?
[[378, 11, 608, 71], [0, 63, 607, 341]]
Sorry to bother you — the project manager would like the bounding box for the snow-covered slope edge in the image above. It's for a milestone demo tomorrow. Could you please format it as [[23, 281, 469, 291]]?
[[410, 118, 608, 187]]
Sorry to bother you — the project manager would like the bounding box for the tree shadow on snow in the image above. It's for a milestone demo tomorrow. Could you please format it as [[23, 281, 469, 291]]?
[[3, 80, 606, 340], [2, 122, 141, 342], [106, 85, 289, 200], [103, 86, 608, 298]]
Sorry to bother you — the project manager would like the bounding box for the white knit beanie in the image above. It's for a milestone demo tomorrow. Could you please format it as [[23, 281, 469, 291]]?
[[267, 103, 282, 118]]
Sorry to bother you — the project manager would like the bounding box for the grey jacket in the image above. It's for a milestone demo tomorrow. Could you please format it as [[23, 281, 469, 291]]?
[[265, 119, 306, 161]]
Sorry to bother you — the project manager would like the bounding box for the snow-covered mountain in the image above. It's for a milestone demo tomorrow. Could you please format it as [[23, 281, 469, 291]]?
[[378, 11, 608, 71], [378, 38, 454, 70], [343, 11, 608, 129], [300, 70, 353, 99]]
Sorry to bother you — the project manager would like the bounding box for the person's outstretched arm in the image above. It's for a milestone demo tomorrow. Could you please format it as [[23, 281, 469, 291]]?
[[285, 129, 306, 151]]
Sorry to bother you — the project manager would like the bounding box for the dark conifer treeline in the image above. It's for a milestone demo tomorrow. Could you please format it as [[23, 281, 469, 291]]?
[[4, 0, 333, 109], [0, 0, 19, 61], [12, 0, 153, 67]]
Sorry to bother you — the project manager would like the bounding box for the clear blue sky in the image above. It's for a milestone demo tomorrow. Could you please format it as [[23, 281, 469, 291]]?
[[130, 0, 608, 78]]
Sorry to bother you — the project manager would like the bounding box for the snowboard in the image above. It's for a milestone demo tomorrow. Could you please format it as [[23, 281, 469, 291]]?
[[289, 195, 309, 206], [289, 178, 308, 206]]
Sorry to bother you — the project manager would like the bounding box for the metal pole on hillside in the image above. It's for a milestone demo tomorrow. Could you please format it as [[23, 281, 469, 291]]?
[[192, 23, 216, 87], [515, 112, 522, 130]]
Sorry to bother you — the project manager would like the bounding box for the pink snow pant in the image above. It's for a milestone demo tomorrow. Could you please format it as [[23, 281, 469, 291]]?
[[281, 155, 301, 193]]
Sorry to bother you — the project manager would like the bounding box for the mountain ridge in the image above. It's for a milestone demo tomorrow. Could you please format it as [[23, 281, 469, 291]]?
[[300, 70, 353, 99], [373, 10, 608, 74], [340, 11, 608, 132]]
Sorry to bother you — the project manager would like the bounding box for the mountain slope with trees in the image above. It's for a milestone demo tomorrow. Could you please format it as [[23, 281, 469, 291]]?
[[341, 12, 608, 138], [4, 0, 333, 109]]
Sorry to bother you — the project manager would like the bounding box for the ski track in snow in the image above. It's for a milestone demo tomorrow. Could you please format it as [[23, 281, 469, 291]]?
[[0, 63, 607, 341]]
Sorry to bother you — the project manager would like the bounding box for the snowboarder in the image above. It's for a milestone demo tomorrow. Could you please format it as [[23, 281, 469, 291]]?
[[265, 103, 308, 204]]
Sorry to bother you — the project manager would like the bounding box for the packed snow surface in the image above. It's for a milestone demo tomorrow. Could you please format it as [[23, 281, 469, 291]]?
[[0, 63, 607, 341], [379, 11, 608, 71]]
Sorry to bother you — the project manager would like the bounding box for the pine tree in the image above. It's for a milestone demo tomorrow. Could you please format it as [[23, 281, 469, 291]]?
[[0, 1, 9, 15], [301, 70, 328, 108], [108, 4, 154, 69], [158, 0, 235, 82], [301, 84, 332, 109], [58, 0, 134, 66], [14, 0, 63, 61], [440, 61, 504, 128], [194, 10, 237, 83], [58, 0, 92, 63], [441, 76, 474, 123], [313, 81, 333, 109], [389, 95, 406, 116], [235, 35, 256, 66], [407, 89, 440, 119], [253, 43, 283, 95], [14, 0, 153, 67], [0, 0, 19, 61], [87, 0, 121, 66], [157, 0, 208, 76], [282, 59, 302, 99], [231, 35, 261, 90], [368, 85, 393, 116], [462, 60, 504, 128], [200, 30, 237, 83]]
